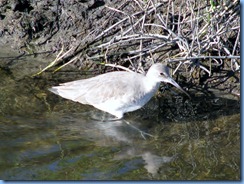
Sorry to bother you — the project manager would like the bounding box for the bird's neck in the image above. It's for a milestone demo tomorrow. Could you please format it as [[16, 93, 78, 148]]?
[[144, 77, 161, 95]]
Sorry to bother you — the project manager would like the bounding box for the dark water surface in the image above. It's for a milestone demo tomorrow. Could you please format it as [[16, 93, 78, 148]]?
[[0, 50, 240, 180]]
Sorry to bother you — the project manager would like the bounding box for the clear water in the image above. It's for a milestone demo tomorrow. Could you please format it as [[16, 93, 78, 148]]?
[[0, 49, 240, 180]]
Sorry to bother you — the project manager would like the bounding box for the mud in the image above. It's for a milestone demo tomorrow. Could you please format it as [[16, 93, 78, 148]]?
[[0, 0, 240, 99]]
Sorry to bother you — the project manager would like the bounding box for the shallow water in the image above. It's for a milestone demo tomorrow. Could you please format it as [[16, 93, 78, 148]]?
[[0, 50, 240, 180]]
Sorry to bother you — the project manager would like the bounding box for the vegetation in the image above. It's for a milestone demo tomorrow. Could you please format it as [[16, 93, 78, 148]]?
[[0, 0, 240, 96]]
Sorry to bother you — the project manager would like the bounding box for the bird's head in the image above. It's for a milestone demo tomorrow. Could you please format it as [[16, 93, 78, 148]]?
[[146, 63, 190, 98]]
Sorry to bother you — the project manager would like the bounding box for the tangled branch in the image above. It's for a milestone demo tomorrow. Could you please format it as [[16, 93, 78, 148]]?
[[37, 0, 240, 86]]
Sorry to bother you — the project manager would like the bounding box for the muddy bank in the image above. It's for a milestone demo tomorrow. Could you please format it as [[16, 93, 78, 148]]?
[[0, 0, 240, 98]]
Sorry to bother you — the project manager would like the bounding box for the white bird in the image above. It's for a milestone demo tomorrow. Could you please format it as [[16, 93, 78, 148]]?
[[49, 63, 190, 119]]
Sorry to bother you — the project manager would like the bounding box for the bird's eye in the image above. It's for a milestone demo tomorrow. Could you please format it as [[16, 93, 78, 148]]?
[[160, 72, 165, 76]]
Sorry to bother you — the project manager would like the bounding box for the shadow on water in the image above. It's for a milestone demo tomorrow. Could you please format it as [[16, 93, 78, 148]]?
[[0, 51, 240, 180]]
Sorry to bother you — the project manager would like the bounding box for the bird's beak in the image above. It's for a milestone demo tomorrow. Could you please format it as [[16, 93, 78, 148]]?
[[165, 77, 191, 99]]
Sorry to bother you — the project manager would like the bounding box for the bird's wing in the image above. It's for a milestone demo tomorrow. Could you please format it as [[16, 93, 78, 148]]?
[[50, 72, 144, 105], [76, 72, 143, 105]]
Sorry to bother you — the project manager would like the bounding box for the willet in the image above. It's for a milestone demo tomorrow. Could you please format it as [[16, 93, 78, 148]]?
[[49, 63, 190, 119]]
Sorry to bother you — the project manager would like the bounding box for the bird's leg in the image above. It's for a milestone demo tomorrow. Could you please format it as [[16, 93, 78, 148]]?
[[92, 113, 154, 139], [102, 116, 154, 139], [90, 112, 119, 121], [123, 119, 154, 139], [101, 116, 121, 122]]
